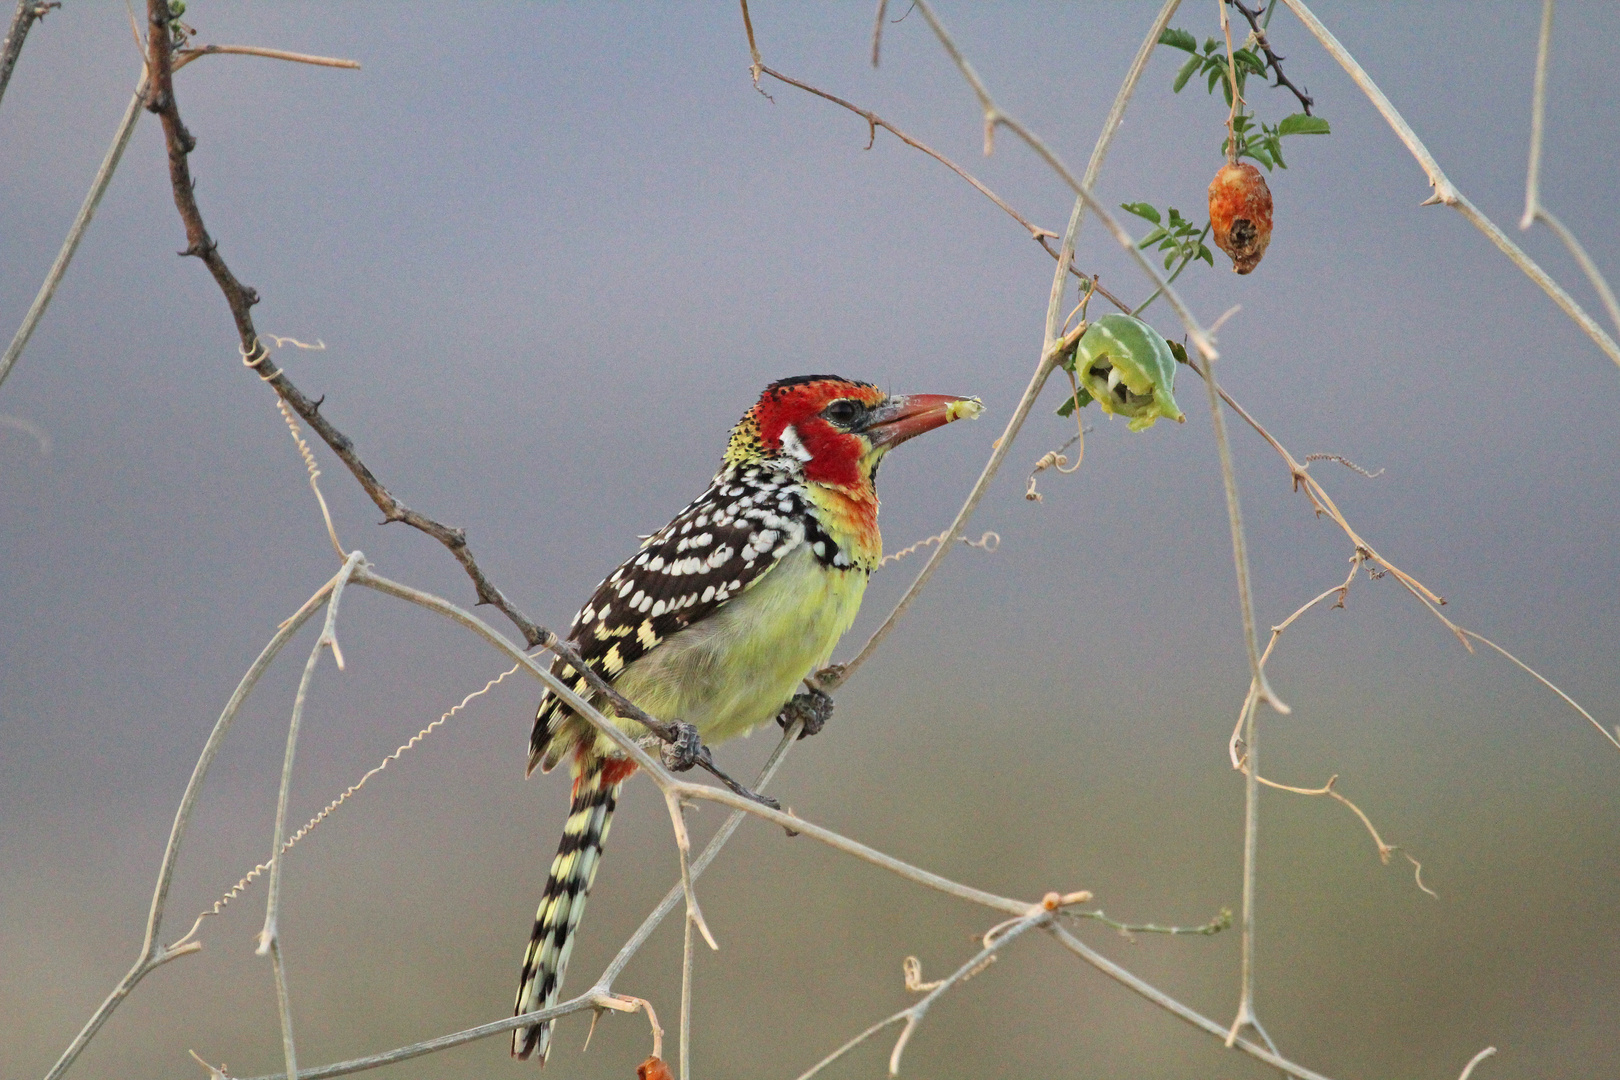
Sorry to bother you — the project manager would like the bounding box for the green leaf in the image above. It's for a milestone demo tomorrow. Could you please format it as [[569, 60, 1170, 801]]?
[[1158, 27, 1198, 52], [1121, 202, 1161, 225], [1234, 48, 1267, 76], [1137, 227, 1168, 249], [1244, 144, 1274, 171], [1056, 388, 1092, 417], [1198, 245, 1214, 267], [1277, 113, 1331, 137], [1172, 54, 1202, 93], [1207, 65, 1224, 95], [1204, 37, 1219, 54], [1168, 340, 1190, 366], [1164, 249, 1177, 270]]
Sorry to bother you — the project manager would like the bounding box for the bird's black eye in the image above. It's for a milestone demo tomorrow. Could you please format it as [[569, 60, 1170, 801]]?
[[823, 399, 862, 427]]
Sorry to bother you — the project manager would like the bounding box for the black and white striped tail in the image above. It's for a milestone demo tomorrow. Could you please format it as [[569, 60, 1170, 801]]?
[[512, 759, 625, 1061]]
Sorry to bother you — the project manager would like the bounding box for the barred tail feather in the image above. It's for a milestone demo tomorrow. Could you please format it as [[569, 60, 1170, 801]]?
[[512, 757, 633, 1061]]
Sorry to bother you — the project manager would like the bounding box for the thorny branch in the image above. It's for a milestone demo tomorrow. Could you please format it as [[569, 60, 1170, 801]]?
[[0, 0, 56, 110], [136, 0, 774, 804], [1227, 0, 1314, 114], [140, 0, 547, 650]]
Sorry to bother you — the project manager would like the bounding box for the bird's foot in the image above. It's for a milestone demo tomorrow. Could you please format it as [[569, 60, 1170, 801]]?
[[777, 687, 834, 740], [659, 721, 781, 810], [660, 721, 703, 772]]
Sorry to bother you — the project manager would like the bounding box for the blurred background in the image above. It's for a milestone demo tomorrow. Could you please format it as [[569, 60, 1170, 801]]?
[[2, 3, 1617, 1078]]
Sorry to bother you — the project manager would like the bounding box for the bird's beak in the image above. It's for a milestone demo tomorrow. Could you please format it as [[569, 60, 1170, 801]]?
[[862, 394, 984, 449]]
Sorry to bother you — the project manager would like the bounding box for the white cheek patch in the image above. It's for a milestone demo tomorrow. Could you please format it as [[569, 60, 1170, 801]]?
[[779, 423, 813, 463]]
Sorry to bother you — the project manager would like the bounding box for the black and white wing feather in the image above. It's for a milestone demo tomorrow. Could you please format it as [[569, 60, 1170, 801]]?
[[528, 465, 809, 772]]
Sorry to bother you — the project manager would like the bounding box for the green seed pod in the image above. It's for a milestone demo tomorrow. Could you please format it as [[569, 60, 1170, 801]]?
[[1063, 313, 1185, 432]]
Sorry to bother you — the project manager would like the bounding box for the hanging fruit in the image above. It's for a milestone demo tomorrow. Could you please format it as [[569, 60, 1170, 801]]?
[[1208, 162, 1273, 274], [1059, 313, 1185, 432]]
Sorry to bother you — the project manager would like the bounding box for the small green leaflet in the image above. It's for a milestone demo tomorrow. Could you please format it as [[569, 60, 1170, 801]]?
[[1277, 113, 1331, 136], [1120, 202, 1161, 225], [1158, 27, 1198, 52]]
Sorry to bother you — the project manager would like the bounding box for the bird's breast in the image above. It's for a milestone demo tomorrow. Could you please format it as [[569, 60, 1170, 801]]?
[[606, 544, 868, 746]]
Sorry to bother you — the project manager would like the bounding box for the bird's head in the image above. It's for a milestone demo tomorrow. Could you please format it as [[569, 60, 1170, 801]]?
[[725, 375, 982, 493]]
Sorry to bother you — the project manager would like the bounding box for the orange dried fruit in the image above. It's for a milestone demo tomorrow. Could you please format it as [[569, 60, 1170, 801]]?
[[1208, 162, 1273, 274], [637, 1056, 675, 1080]]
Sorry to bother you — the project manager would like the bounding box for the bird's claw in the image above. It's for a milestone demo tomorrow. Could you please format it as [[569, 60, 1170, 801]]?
[[777, 687, 834, 740], [661, 721, 781, 810], [660, 721, 703, 772]]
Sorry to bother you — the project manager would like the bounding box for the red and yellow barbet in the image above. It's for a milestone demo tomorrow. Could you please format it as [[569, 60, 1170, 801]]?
[[511, 376, 982, 1062]]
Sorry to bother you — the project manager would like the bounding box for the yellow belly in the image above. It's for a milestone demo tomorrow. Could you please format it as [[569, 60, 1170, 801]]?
[[598, 545, 867, 749]]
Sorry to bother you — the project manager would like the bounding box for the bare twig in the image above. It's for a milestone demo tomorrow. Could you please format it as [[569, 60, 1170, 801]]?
[[0, 0, 56, 110], [1456, 1046, 1497, 1080], [869, 0, 889, 67], [737, 0, 764, 90], [0, 74, 147, 392], [825, 0, 1180, 692], [1277, 0, 1620, 370], [903, 0, 1287, 718], [1519, 0, 1553, 232], [749, 62, 1131, 313], [1069, 906, 1232, 940], [1303, 453, 1382, 479], [885, 911, 1048, 1075], [822, 323, 1082, 691], [1515, 0, 1620, 335], [1045, 0, 1183, 343], [169, 665, 524, 954], [1220, 0, 1242, 165], [171, 44, 360, 73], [42, 571, 345, 1080], [255, 550, 364, 1080], [1462, 630, 1620, 752], [1050, 924, 1338, 1080], [678, 890, 695, 1080]]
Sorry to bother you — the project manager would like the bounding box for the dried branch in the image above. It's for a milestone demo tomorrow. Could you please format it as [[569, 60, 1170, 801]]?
[[1519, 0, 1553, 233], [0, 0, 55, 109], [1277, 0, 1620, 370], [751, 62, 1131, 313], [1227, 0, 1314, 114], [1049, 924, 1337, 1080], [169, 665, 523, 954], [41, 570, 345, 1080], [1516, 0, 1620, 335], [255, 549, 363, 1080], [825, 0, 1184, 692], [1069, 906, 1232, 940], [1456, 1046, 1497, 1080], [172, 44, 360, 73], [139, 0, 551, 650], [0, 75, 147, 392]]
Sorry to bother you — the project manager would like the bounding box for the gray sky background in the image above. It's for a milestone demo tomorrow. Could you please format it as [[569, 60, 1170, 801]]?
[[3, 4, 1618, 1079]]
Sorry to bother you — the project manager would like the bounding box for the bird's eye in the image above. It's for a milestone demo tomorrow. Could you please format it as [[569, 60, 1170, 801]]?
[[823, 399, 861, 427]]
